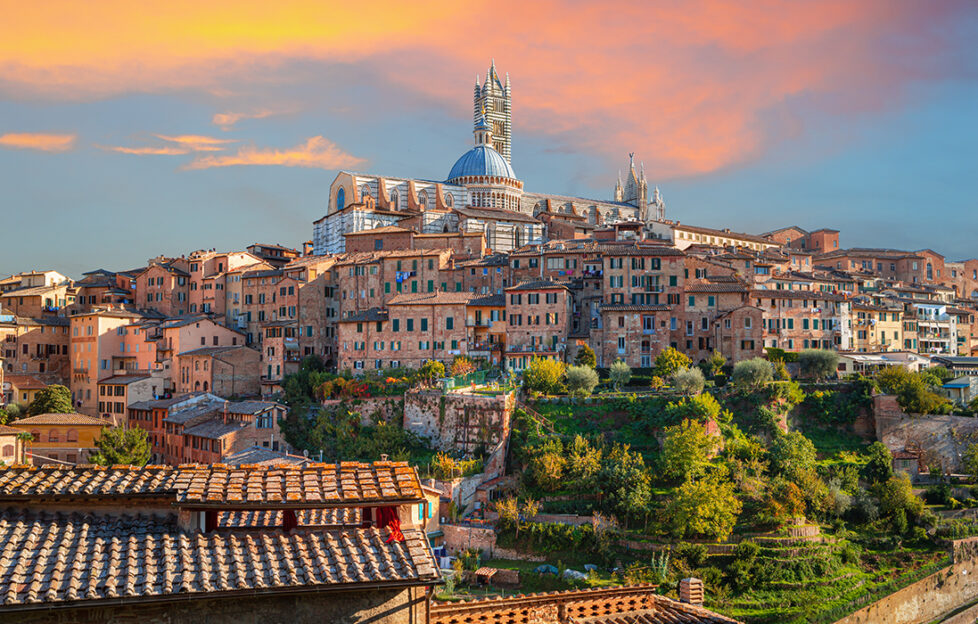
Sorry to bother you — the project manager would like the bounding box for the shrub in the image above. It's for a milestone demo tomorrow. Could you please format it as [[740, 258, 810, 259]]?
[[659, 419, 718, 482], [566, 365, 599, 397], [609, 360, 632, 390], [574, 344, 597, 368], [27, 384, 73, 416], [798, 349, 840, 381], [449, 355, 476, 377], [654, 347, 692, 378], [732, 358, 773, 391], [863, 442, 894, 484], [671, 367, 705, 396], [665, 393, 723, 424], [523, 357, 566, 395], [417, 360, 446, 384]]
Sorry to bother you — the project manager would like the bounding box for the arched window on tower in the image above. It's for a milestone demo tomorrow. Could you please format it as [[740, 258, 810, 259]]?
[[335, 187, 346, 212], [444, 193, 454, 208], [389, 190, 399, 211], [514, 226, 523, 249], [417, 190, 429, 211]]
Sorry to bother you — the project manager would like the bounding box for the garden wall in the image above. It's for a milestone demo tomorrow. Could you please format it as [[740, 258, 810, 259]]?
[[403, 390, 514, 456], [833, 538, 978, 624], [322, 396, 402, 425]]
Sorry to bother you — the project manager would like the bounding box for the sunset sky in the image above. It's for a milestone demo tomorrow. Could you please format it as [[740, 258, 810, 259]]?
[[1, 1, 976, 276]]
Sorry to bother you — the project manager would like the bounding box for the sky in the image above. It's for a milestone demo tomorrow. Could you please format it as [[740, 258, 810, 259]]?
[[1, 1, 976, 277]]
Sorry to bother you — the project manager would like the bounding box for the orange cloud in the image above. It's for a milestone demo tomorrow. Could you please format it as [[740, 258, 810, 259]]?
[[0, 132, 76, 152], [0, 1, 964, 176], [100, 134, 236, 155], [182, 135, 364, 170], [153, 134, 237, 152], [212, 109, 278, 130]]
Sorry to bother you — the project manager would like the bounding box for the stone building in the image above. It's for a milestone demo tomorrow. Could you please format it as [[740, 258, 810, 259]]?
[[0, 314, 70, 380], [0, 463, 439, 624], [503, 280, 572, 371], [175, 344, 261, 397], [753, 290, 852, 351], [8, 412, 112, 464]]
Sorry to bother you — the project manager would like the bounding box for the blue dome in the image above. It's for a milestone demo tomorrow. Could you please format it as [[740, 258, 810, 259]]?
[[447, 145, 516, 182]]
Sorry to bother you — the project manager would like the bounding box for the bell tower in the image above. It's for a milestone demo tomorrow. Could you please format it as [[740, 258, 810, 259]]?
[[474, 59, 512, 164]]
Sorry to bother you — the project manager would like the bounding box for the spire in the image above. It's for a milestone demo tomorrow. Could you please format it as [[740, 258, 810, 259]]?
[[476, 74, 480, 86], [505, 72, 510, 87]]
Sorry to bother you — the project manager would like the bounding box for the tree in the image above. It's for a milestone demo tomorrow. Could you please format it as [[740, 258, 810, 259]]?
[[528, 438, 566, 491], [495, 498, 520, 535], [0, 408, 8, 426], [574, 344, 597, 368], [597, 444, 653, 525], [705, 350, 727, 377], [522, 357, 566, 395], [671, 367, 705, 396], [876, 367, 950, 414], [665, 393, 723, 424], [665, 466, 742, 541], [566, 365, 599, 397], [731, 358, 773, 391], [799, 349, 840, 382], [89, 426, 151, 467], [876, 472, 924, 525], [609, 359, 632, 391], [963, 443, 978, 481], [863, 442, 894, 484], [566, 435, 602, 489], [654, 347, 692, 378], [417, 360, 446, 384], [449, 355, 476, 377], [763, 479, 807, 524], [769, 432, 817, 480], [27, 384, 73, 416], [660, 419, 718, 482]]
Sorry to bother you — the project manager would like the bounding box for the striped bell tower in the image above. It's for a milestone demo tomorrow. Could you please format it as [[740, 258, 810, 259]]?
[[474, 59, 512, 164]]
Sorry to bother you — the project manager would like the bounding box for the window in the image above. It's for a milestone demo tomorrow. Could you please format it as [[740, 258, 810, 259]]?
[[420, 318, 428, 331], [446, 317, 454, 330], [407, 319, 414, 331]]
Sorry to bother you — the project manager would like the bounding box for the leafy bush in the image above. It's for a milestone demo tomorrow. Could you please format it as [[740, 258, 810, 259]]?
[[566, 365, 600, 397], [659, 419, 718, 482], [665, 393, 723, 424], [574, 344, 597, 368], [654, 347, 692, 377], [799, 349, 840, 381], [523, 357, 567, 395], [732, 358, 773, 391], [671, 367, 705, 396], [417, 360, 446, 384], [609, 360, 633, 390]]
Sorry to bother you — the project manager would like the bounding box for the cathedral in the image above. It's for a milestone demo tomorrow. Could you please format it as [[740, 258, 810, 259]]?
[[312, 61, 666, 255]]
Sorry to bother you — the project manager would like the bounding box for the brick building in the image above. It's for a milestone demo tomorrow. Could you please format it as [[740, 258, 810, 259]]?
[[96, 373, 163, 424], [0, 315, 70, 380], [128, 393, 290, 464], [177, 345, 261, 397], [133, 260, 190, 316], [503, 280, 571, 370], [9, 412, 111, 464], [753, 290, 851, 351]]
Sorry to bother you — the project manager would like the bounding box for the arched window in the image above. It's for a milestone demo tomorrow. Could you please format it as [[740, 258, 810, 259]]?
[[48, 430, 59, 443], [336, 187, 346, 212], [66, 429, 78, 442], [444, 193, 454, 207], [389, 190, 399, 210], [194, 361, 200, 371], [203, 381, 209, 391], [1, 445, 12, 457], [417, 190, 428, 210], [194, 381, 201, 391], [203, 361, 208, 371], [360, 185, 371, 202], [30, 430, 40, 441], [514, 227, 523, 249]]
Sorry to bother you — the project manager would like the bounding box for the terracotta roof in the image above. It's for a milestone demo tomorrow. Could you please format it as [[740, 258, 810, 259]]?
[[387, 292, 477, 305], [11, 413, 109, 427], [0, 426, 22, 436], [217, 508, 360, 528], [2, 375, 48, 390], [505, 279, 571, 291], [0, 510, 437, 609], [343, 225, 414, 236], [223, 445, 310, 467], [570, 603, 740, 623], [671, 223, 774, 246], [0, 462, 424, 507], [685, 280, 748, 293], [337, 308, 389, 323], [597, 244, 686, 256], [600, 304, 673, 312]]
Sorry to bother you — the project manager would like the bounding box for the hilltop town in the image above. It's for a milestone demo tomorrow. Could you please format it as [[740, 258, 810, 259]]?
[[3, 62, 978, 624]]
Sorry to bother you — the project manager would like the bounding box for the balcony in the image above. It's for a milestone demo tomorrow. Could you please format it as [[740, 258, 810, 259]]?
[[582, 270, 603, 278], [506, 343, 561, 354], [466, 320, 493, 328]]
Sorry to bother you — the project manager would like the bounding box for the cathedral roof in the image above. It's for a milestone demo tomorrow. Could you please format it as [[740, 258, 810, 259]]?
[[447, 145, 517, 182]]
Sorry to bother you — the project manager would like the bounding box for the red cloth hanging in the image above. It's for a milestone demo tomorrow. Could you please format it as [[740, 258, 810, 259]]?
[[282, 509, 298, 533], [377, 506, 404, 542]]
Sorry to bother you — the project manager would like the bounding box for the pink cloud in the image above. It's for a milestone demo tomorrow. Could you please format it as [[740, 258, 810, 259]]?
[[182, 135, 365, 170]]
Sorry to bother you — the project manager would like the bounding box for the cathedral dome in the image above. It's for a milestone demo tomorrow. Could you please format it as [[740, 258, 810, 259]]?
[[447, 145, 517, 182]]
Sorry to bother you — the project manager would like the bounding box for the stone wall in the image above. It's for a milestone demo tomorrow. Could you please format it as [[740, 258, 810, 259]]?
[[10, 586, 427, 624], [834, 538, 978, 624], [442, 523, 497, 555], [404, 390, 513, 456], [324, 396, 403, 425], [875, 394, 978, 472]]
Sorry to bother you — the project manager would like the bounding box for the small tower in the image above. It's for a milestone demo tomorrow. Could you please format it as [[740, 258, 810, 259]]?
[[474, 59, 512, 164], [614, 170, 624, 202]]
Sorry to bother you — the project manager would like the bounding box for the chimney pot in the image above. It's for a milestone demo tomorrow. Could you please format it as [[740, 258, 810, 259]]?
[[679, 577, 704, 606]]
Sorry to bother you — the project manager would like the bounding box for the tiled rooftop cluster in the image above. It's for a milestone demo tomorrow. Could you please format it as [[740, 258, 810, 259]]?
[[0, 510, 437, 608], [0, 462, 423, 507]]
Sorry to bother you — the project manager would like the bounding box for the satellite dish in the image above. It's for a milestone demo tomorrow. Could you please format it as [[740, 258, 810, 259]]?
[[303, 449, 309, 457]]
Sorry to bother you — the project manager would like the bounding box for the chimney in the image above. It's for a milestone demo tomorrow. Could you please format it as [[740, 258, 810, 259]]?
[[222, 400, 229, 425], [679, 578, 704, 607], [380, 453, 389, 462]]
